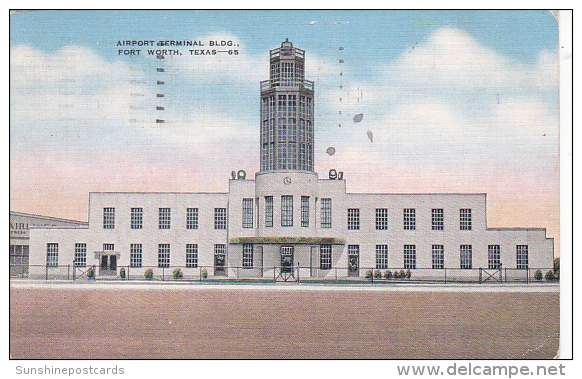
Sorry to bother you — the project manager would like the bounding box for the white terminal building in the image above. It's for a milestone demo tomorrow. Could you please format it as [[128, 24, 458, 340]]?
[[28, 40, 554, 281]]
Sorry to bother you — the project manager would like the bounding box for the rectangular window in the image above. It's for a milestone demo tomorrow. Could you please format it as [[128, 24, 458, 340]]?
[[158, 244, 170, 268], [432, 209, 444, 230], [460, 245, 472, 269], [186, 244, 198, 268], [281, 195, 293, 227], [375, 208, 388, 230], [242, 198, 254, 228], [404, 244, 417, 269], [214, 208, 227, 229], [488, 245, 501, 269], [103, 243, 114, 252], [159, 208, 171, 229], [320, 245, 332, 270], [403, 208, 416, 230], [301, 196, 310, 227], [9, 245, 29, 267], [460, 209, 472, 230], [74, 243, 87, 267], [347, 208, 360, 230], [432, 245, 444, 269], [265, 196, 273, 227], [46, 243, 58, 267], [516, 245, 529, 270], [103, 207, 115, 229], [186, 208, 199, 230], [242, 244, 254, 268], [321, 198, 332, 228], [131, 208, 143, 229], [375, 245, 388, 269], [130, 244, 143, 268]]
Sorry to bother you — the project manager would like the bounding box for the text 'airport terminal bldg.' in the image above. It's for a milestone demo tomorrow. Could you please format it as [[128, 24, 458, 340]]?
[[28, 40, 554, 282]]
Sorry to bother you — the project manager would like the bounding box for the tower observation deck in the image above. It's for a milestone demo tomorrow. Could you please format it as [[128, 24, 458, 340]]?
[[260, 39, 315, 173]]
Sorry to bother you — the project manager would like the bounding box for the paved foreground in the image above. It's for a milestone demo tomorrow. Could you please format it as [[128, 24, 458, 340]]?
[[10, 283, 559, 359]]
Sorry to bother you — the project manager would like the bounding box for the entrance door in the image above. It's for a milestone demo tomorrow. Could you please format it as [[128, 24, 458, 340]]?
[[101, 255, 108, 271], [348, 245, 359, 277], [109, 255, 117, 271], [214, 250, 226, 276], [100, 255, 118, 275], [281, 246, 294, 273]]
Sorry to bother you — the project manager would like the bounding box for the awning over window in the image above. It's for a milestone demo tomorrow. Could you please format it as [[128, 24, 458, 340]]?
[[229, 237, 345, 245]]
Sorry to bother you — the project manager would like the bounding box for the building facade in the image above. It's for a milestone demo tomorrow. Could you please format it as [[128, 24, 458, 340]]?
[[27, 40, 554, 281]]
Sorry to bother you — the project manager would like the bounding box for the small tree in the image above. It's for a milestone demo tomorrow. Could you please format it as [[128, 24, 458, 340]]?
[[201, 269, 208, 279], [534, 269, 543, 281], [365, 270, 373, 280], [554, 257, 560, 275], [374, 270, 382, 279], [119, 267, 126, 280], [393, 270, 400, 279], [87, 266, 95, 280], [173, 268, 183, 280], [399, 270, 406, 279], [545, 270, 555, 281], [384, 270, 392, 280], [144, 268, 154, 280], [405, 269, 412, 280]]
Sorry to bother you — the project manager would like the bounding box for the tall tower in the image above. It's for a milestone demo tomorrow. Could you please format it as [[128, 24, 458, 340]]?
[[260, 39, 314, 173]]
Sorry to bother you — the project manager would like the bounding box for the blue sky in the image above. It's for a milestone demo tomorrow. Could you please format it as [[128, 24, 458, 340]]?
[[10, 10, 561, 252]]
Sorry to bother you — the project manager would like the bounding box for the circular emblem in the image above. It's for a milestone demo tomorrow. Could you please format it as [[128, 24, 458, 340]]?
[[283, 177, 292, 185]]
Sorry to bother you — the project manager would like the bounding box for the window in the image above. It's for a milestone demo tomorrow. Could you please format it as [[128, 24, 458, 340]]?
[[103, 243, 114, 252], [131, 208, 143, 229], [460, 245, 472, 269], [347, 208, 360, 230], [130, 244, 142, 268], [281, 195, 293, 227], [516, 245, 529, 269], [158, 244, 170, 268], [301, 196, 310, 227], [242, 198, 254, 228], [321, 198, 332, 228], [214, 208, 227, 229], [320, 245, 332, 270], [432, 209, 444, 230], [488, 245, 501, 269], [404, 245, 416, 269], [403, 209, 416, 230], [159, 208, 171, 229], [376, 208, 388, 230], [432, 245, 444, 269], [103, 208, 115, 229], [242, 244, 254, 268], [376, 245, 388, 269], [186, 244, 198, 268], [460, 209, 472, 230], [46, 243, 58, 267], [9, 245, 29, 267], [74, 243, 87, 267], [186, 208, 199, 229], [265, 196, 273, 227]]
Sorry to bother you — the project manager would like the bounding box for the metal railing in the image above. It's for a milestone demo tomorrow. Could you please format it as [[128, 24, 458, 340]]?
[[11, 264, 559, 284]]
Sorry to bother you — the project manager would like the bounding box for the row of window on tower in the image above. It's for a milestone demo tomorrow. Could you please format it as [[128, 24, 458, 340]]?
[[102, 203, 474, 231]]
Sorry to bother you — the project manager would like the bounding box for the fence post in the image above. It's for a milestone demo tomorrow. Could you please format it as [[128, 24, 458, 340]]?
[[73, 265, 76, 281], [444, 268, 447, 284], [162, 267, 165, 281], [236, 267, 239, 280], [199, 266, 202, 282], [479, 268, 482, 284], [45, 264, 48, 280], [505, 268, 507, 283], [335, 267, 338, 283], [273, 266, 276, 283], [527, 269, 529, 284], [297, 263, 300, 283]]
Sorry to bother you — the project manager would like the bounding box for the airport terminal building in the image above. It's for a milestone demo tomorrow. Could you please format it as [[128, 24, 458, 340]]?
[[27, 40, 554, 281]]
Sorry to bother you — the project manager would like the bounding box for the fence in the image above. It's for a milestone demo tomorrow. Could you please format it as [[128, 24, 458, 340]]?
[[11, 264, 559, 284]]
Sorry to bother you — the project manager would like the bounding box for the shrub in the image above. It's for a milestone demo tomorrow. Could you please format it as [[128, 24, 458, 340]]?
[[365, 270, 373, 280], [399, 270, 406, 279], [144, 268, 154, 280], [119, 267, 126, 280], [201, 269, 208, 279], [374, 270, 382, 279], [393, 270, 400, 279], [405, 269, 412, 279], [87, 266, 95, 279], [545, 270, 555, 281], [173, 268, 183, 280], [534, 269, 543, 281], [554, 257, 560, 275], [384, 270, 392, 280]]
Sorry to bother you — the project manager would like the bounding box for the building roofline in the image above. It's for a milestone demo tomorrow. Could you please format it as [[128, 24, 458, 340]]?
[[486, 227, 547, 231], [89, 191, 229, 195], [345, 192, 488, 196], [10, 211, 87, 225]]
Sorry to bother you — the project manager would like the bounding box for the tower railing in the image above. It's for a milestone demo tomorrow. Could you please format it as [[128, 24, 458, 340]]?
[[260, 79, 314, 91]]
